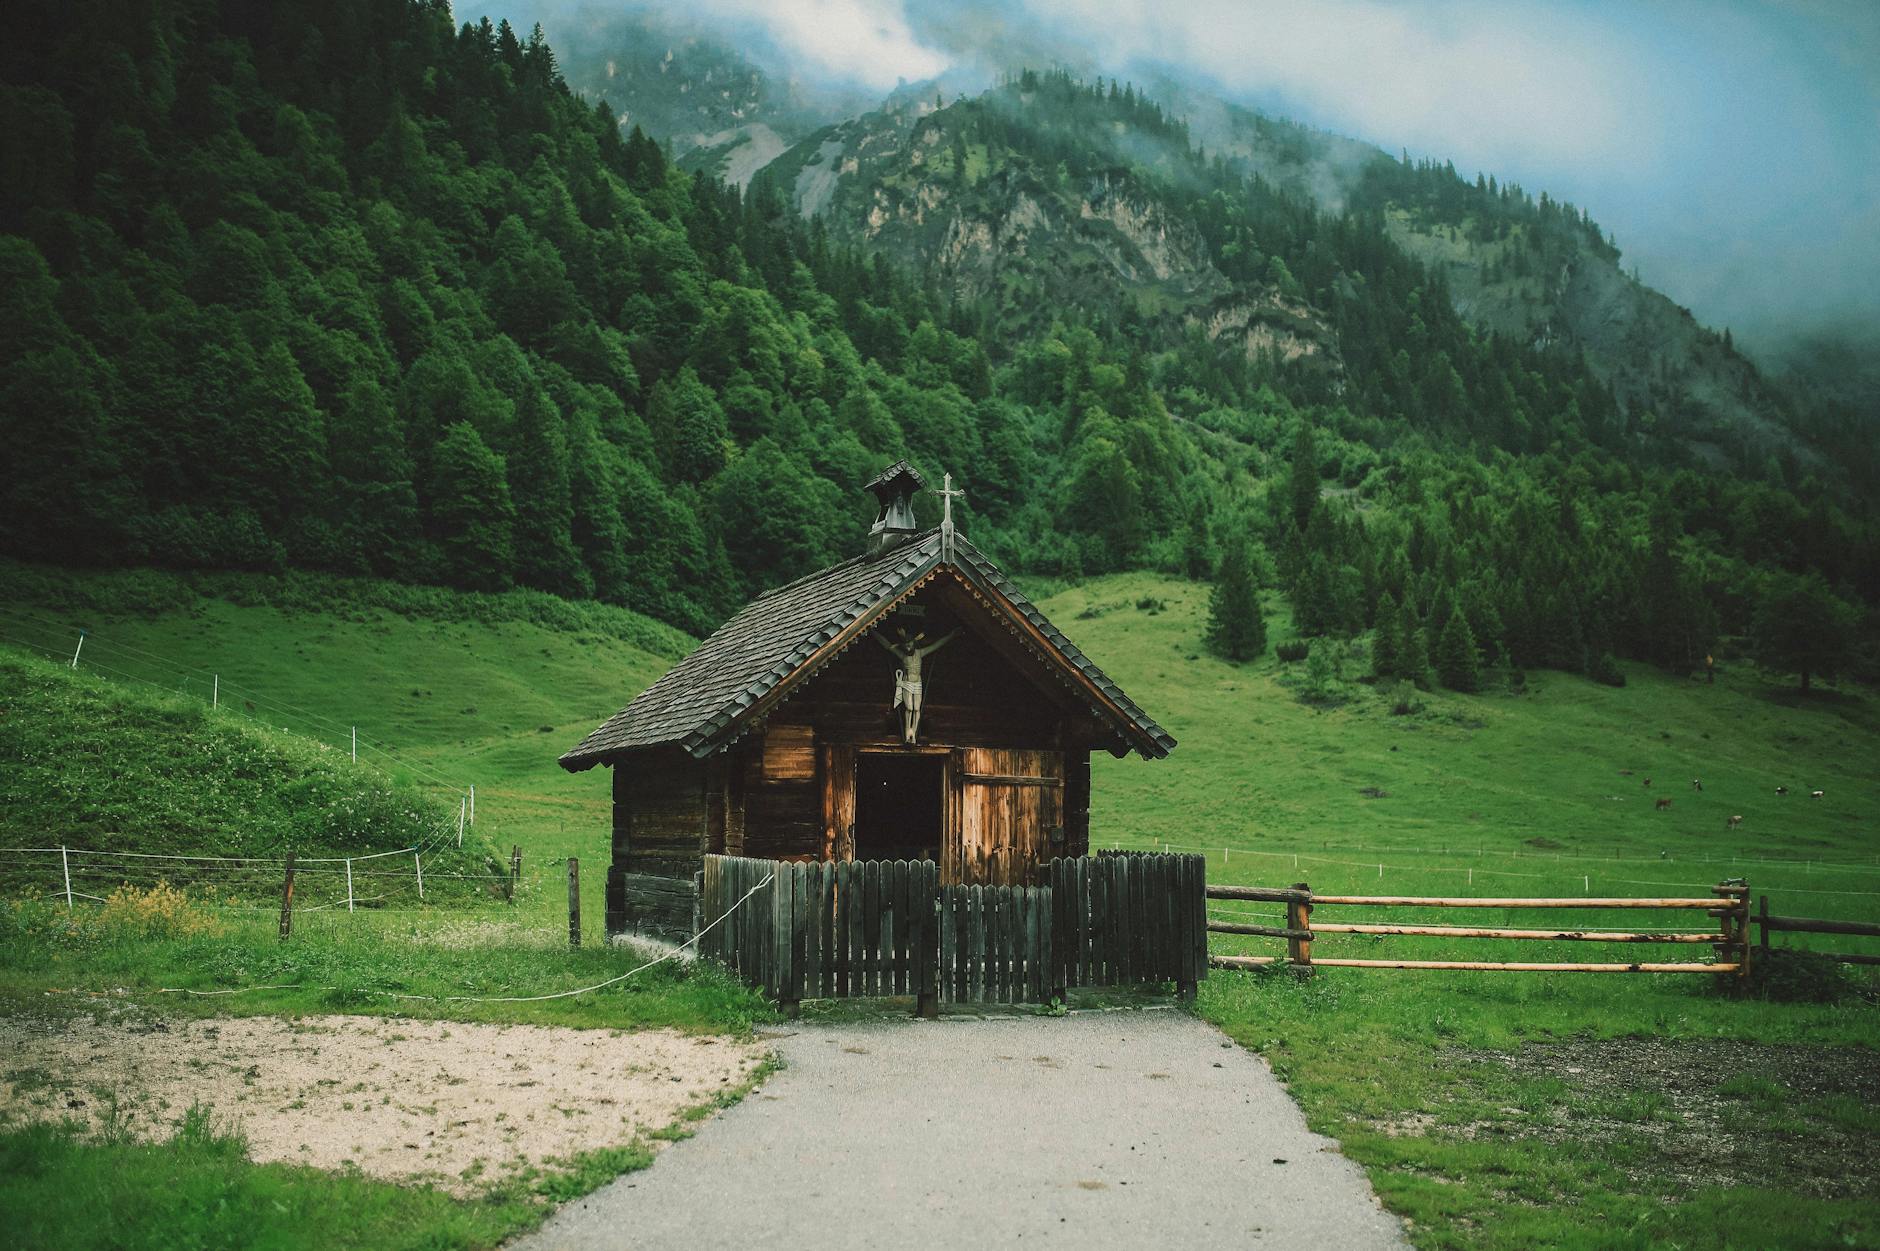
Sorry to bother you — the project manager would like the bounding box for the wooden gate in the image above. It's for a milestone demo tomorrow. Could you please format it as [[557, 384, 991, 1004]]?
[[697, 852, 1206, 1012], [937, 884, 1053, 1003]]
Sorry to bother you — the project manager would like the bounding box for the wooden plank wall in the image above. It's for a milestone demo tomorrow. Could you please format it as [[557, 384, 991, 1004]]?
[[614, 749, 707, 879]]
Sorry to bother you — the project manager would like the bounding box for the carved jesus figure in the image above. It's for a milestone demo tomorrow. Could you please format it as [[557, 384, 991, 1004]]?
[[875, 626, 959, 744]]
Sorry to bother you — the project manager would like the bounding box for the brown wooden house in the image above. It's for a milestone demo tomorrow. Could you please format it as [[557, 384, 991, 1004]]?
[[560, 462, 1176, 937]]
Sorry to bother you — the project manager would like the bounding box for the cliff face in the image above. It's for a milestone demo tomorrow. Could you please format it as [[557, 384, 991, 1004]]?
[[763, 90, 1343, 368], [573, 39, 1819, 468]]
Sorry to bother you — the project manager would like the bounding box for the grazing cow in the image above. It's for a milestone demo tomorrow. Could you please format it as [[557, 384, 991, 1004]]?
[[1811, 790, 1825, 799], [1775, 786, 1789, 796], [1692, 778, 1703, 791], [1727, 814, 1743, 829], [1655, 797, 1674, 811], [1643, 778, 1653, 789]]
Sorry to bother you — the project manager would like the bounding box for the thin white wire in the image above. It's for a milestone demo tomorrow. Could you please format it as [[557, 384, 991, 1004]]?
[[1126, 837, 1880, 875], [0, 619, 473, 796], [1110, 844, 1880, 898], [153, 873, 776, 1003]]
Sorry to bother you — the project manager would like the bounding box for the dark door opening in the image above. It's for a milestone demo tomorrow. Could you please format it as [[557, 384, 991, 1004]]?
[[853, 753, 945, 863]]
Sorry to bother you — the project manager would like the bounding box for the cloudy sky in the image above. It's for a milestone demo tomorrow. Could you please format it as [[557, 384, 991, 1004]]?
[[497, 0, 1880, 353]]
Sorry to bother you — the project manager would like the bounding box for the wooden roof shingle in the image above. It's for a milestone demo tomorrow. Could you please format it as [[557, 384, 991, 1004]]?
[[559, 528, 1175, 770]]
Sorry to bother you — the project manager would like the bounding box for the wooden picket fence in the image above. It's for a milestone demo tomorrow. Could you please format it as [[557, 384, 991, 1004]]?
[[696, 852, 1206, 1012], [1208, 879, 1753, 975]]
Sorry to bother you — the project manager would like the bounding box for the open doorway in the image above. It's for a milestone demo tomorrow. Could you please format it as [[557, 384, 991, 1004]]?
[[853, 752, 945, 863]]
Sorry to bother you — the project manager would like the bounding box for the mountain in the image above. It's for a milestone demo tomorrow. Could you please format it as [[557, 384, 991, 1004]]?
[[754, 72, 1813, 479], [1, 2, 1873, 695], [547, 10, 866, 188]]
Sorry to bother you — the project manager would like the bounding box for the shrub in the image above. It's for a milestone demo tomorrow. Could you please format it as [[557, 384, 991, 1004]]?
[[1275, 640, 1310, 663], [1741, 948, 1864, 1003], [1589, 651, 1626, 686]]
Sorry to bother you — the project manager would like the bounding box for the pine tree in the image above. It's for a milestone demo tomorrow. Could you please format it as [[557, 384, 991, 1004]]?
[[1287, 421, 1319, 531], [509, 387, 586, 595], [1436, 603, 1483, 692], [1371, 591, 1402, 679], [429, 422, 516, 591], [1206, 537, 1267, 661], [1753, 573, 1855, 692]]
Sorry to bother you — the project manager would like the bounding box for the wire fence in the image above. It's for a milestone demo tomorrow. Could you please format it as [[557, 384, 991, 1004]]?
[[0, 844, 518, 918], [0, 608, 482, 830], [1106, 840, 1880, 900]]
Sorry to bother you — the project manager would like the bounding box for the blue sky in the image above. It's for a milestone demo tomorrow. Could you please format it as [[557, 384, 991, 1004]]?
[[494, 1, 1880, 352]]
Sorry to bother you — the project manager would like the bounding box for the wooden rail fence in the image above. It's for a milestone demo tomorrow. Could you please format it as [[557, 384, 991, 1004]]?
[[1756, 897, 1880, 966], [697, 852, 1206, 1012], [1208, 880, 1752, 976]]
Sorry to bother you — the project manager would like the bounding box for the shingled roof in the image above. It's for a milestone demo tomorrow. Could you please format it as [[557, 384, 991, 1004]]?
[[559, 528, 1175, 770]]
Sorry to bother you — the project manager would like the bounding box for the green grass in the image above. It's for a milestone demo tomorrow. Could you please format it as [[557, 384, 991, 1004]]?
[[0, 1112, 531, 1251], [1048, 573, 1880, 1249], [0, 897, 774, 1033], [4, 562, 1879, 1247]]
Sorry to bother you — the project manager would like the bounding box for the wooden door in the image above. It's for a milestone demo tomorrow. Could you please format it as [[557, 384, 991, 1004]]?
[[953, 748, 1064, 885]]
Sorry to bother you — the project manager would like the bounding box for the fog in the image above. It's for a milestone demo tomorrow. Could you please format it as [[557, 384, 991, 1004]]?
[[486, 0, 1880, 356]]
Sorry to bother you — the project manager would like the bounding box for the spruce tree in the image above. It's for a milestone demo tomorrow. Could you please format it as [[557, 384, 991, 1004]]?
[[1287, 421, 1319, 532], [429, 422, 516, 591], [1372, 591, 1402, 679], [1206, 537, 1267, 661], [1436, 605, 1484, 692]]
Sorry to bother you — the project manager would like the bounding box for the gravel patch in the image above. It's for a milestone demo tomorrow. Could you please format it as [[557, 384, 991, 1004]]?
[[0, 1015, 767, 1195], [519, 1010, 1408, 1250]]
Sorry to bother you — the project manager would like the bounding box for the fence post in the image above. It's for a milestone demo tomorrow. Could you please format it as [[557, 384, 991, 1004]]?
[[470, 786, 476, 825], [413, 852, 424, 902], [60, 846, 73, 909], [213, 674, 218, 708], [1737, 880, 1752, 984], [507, 845, 521, 904], [1286, 881, 1314, 977], [568, 857, 581, 948], [345, 859, 355, 913], [457, 797, 466, 848], [278, 852, 296, 939], [351, 725, 356, 762]]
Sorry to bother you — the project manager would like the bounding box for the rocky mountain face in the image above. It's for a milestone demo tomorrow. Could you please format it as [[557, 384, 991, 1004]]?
[[760, 78, 1344, 377], [549, 12, 860, 188], [562, 28, 1827, 475]]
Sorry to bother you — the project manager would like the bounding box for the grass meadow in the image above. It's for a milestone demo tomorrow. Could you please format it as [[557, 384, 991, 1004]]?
[[1, 562, 1876, 1247]]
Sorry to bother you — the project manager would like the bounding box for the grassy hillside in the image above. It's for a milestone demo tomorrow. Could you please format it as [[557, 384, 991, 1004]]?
[[0, 651, 454, 861], [6, 561, 1874, 928], [1063, 572, 1880, 886]]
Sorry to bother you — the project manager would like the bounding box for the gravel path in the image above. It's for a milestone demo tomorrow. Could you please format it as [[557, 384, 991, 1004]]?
[[518, 1009, 1408, 1250]]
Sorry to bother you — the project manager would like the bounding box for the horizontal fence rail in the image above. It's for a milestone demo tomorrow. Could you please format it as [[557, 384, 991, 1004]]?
[[1756, 896, 1880, 966], [1207, 880, 1753, 976]]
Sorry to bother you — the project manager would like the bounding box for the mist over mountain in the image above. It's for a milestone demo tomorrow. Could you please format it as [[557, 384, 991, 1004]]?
[[498, 0, 1880, 369]]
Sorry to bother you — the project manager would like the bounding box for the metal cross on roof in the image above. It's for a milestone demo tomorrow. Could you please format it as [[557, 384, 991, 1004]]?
[[938, 472, 964, 528]]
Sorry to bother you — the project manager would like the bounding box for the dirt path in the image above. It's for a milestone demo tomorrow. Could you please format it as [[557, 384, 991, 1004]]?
[[0, 1015, 766, 1196], [518, 1010, 1408, 1250]]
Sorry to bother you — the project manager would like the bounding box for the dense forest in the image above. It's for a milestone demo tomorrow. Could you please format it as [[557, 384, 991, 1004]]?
[[0, 3, 1872, 689]]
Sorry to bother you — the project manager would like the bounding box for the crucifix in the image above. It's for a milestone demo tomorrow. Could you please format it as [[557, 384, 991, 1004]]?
[[875, 625, 959, 744]]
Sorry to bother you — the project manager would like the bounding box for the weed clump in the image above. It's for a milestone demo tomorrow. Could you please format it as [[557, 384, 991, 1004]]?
[[1741, 949, 1867, 1004]]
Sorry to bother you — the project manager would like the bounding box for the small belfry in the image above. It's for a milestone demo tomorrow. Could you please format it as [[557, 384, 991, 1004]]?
[[560, 461, 1175, 939]]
